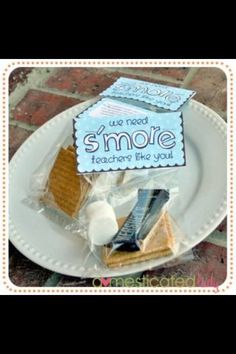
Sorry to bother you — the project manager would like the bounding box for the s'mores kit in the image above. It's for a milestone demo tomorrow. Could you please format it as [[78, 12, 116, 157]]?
[[26, 77, 195, 274]]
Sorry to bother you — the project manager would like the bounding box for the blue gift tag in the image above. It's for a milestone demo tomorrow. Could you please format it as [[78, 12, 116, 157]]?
[[74, 102, 186, 173], [101, 77, 195, 111]]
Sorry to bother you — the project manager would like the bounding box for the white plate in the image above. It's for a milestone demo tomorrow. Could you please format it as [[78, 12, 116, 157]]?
[[9, 99, 227, 277]]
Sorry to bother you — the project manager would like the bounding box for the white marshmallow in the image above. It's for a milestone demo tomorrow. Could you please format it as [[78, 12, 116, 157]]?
[[85, 201, 118, 246]]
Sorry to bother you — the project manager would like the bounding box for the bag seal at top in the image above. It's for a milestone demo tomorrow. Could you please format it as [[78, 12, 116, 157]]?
[[100, 77, 195, 112]]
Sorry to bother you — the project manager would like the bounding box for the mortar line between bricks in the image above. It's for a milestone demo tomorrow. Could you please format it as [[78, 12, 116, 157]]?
[[9, 67, 58, 109], [103, 67, 184, 84], [205, 231, 227, 248], [181, 68, 200, 88], [31, 86, 95, 101], [9, 120, 38, 132], [44, 273, 62, 287]]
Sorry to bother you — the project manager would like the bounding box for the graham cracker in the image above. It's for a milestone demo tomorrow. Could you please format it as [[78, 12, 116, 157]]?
[[67, 145, 76, 153], [103, 213, 174, 268], [42, 146, 90, 217]]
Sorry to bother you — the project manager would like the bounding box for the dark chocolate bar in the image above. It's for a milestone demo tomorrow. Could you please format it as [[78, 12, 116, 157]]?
[[109, 189, 169, 252]]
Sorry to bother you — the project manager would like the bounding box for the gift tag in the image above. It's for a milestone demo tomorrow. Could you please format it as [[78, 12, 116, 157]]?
[[74, 101, 186, 174], [101, 77, 195, 111]]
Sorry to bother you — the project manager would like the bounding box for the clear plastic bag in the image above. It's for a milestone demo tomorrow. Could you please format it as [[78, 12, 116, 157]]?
[[24, 135, 187, 274], [23, 93, 189, 275], [80, 189, 185, 270]]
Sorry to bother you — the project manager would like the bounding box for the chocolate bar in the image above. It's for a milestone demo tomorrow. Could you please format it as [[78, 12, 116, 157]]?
[[109, 189, 169, 252], [103, 212, 174, 268]]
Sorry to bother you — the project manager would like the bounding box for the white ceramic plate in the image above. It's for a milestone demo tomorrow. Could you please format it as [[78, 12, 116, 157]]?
[[9, 98, 227, 277]]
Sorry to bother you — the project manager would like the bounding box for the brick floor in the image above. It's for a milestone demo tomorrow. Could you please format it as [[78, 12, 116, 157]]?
[[46, 68, 119, 95], [143, 242, 227, 287], [12, 89, 82, 126], [9, 126, 33, 159], [187, 67, 227, 112], [9, 67, 32, 94], [9, 245, 53, 287], [8, 66, 227, 288], [46, 68, 182, 96], [124, 67, 190, 80]]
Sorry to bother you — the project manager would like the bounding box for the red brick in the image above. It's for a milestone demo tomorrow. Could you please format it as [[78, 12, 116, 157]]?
[[46, 68, 120, 95], [46, 68, 181, 96], [196, 242, 226, 260], [187, 68, 227, 112], [116, 72, 181, 87], [13, 89, 82, 126], [9, 67, 32, 94], [57, 276, 93, 287], [125, 67, 189, 80], [9, 126, 33, 159], [144, 242, 227, 287], [115, 73, 181, 87], [9, 244, 53, 287]]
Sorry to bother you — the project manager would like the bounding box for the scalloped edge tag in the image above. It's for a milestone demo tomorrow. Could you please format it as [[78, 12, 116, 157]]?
[[74, 99, 186, 174], [101, 77, 195, 111]]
